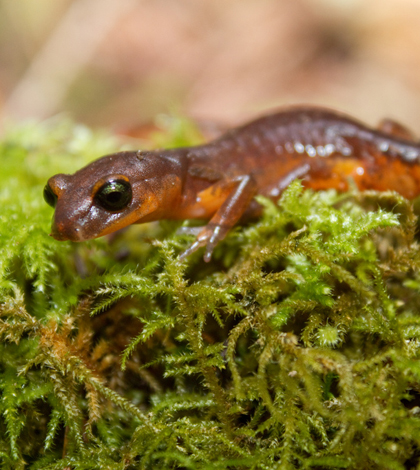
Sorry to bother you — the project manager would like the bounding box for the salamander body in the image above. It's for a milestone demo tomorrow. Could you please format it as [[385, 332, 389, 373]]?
[[44, 107, 420, 260]]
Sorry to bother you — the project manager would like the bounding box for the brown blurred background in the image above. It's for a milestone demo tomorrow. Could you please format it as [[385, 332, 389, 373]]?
[[1, 0, 420, 131]]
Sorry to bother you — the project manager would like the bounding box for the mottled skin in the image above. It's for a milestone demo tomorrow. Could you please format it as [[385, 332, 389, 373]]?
[[46, 107, 420, 261]]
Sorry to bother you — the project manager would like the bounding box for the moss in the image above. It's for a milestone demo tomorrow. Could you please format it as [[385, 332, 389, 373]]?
[[1, 116, 420, 469]]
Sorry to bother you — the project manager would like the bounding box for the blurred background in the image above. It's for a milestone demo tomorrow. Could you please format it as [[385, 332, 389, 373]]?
[[1, 0, 420, 132]]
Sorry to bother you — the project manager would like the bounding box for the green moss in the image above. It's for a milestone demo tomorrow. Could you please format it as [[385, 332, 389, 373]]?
[[1, 116, 420, 469]]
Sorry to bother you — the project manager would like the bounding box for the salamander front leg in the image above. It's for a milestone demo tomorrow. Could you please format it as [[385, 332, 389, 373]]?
[[179, 175, 257, 262], [179, 224, 229, 262]]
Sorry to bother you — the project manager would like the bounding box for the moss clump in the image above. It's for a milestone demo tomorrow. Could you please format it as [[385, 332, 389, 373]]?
[[1, 117, 420, 469]]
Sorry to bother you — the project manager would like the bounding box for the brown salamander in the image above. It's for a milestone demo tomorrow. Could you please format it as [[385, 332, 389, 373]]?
[[44, 107, 420, 261]]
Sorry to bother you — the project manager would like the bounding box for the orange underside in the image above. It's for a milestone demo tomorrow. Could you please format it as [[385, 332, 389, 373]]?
[[304, 158, 420, 200]]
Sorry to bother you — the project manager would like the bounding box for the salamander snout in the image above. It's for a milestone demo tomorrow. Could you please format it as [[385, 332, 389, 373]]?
[[44, 173, 92, 241], [50, 220, 84, 242]]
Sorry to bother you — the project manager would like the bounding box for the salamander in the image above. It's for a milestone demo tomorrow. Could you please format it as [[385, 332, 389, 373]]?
[[44, 106, 420, 261]]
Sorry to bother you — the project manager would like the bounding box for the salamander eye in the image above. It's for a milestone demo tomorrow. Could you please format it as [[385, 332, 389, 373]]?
[[94, 179, 132, 212], [43, 183, 58, 208]]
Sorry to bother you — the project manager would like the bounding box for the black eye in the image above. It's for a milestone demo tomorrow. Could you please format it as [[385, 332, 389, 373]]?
[[94, 179, 132, 212], [43, 183, 58, 208]]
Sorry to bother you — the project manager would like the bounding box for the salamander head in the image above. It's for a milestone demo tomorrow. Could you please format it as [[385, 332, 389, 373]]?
[[44, 150, 182, 241]]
